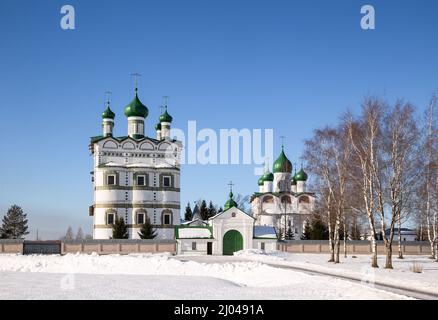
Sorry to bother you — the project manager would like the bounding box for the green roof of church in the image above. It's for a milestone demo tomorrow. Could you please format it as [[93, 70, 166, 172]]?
[[124, 89, 148, 118], [102, 103, 115, 119], [273, 147, 292, 173], [262, 171, 274, 182], [224, 191, 238, 211], [159, 108, 173, 123], [295, 168, 308, 181], [291, 176, 297, 185], [258, 176, 264, 186]]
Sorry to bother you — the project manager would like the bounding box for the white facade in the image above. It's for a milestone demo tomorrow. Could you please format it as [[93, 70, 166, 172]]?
[[252, 150, 315, 239], [89, 92, 182, 240], [176, 207, 277, 255]]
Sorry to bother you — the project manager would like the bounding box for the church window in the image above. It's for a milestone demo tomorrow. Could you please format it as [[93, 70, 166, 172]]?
[[137, 175, 146, 186], [107, 175, 116, 185], [163, 176, 171, 187], [107, 213, 115, 225], [263, 196, 274, 203], [281, 196, 291, 204], [163, 213, 171, 225], [137, 213, 145, 225], [261, 242, 265, 250], [299, 196, 310, 204], [192, 242, 197, 250]]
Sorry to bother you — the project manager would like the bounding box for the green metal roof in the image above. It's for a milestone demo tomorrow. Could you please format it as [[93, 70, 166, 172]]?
[[224, 191, 238, 211], [124, 89, 148, 118], [295, 168, 308, 181], [258, 176, 264, 186], [102, 103, 115, 120], [159, 107, 173, 123], [273, 147, 292, 173]]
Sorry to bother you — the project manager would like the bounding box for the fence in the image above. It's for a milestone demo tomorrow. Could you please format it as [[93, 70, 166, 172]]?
[[0, 239, 177, 255], [277, 240, 433, 255], [0, 239, 433, 256]]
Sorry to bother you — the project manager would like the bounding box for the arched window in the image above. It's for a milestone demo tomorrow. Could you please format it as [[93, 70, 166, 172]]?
[[299, 196, 310, 204], [281, 196, 291, 204], [263, 196, 274, 203]]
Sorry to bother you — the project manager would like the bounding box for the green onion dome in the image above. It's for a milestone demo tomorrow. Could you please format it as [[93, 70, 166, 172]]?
[[262, 171, 274, 182], [258, 176, 264, 186], [295, 168, 308, 182], [124, 89, 148, 118], [159, 108, 173, 123], [102, 103, 115, 120], [224, 191, 238, 211], [291, 176, 297, 186], [155, 122, 162, 131], [273, 147, 293, 173]]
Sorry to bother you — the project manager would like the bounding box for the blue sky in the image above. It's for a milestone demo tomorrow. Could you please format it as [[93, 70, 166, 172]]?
[[0, 0, 437, 239]]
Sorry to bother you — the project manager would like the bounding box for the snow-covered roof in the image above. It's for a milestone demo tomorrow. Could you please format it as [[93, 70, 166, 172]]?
[[176, 227, 212, 239], [254, 226, 277, 239], [181, 219, 208, 226]]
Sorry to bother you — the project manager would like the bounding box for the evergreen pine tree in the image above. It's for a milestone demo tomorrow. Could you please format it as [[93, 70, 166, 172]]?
[[64, 226, 74, 240], [207, 201, 217, 219], [184, 202, 193, 221], [112, 217, 129, 239], [138, 216, 157, 239], [76, 227, 84, 240], [286, 227, 295, 240], [199, 200, 209, 220], [218, 207, 223, 213], [0, 205, 29, 239], [310, 219, 329, 240], [301, 220, 312, 240]]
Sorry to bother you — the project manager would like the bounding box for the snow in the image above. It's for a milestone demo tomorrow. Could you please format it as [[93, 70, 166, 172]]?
[[177, 228, 212, 239], [253, 226, 277, 239], [0, 253, 410, 300], [235, 250, 438, 296]]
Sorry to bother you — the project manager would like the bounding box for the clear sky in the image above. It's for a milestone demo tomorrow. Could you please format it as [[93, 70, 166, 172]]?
[[0, 0, 437, 239]]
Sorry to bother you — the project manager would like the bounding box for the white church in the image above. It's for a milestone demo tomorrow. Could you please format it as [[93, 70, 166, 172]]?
[[88, 86, 314, 255], [89, 87, 182, 240]]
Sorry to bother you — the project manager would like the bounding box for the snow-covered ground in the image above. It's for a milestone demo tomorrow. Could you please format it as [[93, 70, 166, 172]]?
[[235, 250, 438, 296], [0, 253, 410, 300]]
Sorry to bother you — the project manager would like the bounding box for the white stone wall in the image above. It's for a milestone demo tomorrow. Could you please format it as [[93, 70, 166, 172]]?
[[210, 208, 254, 255], [253, 239, 277, 251], [91, 136, 182, 240]]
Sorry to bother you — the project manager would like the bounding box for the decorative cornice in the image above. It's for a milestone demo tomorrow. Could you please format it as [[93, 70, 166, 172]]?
[[93, 203, 180, 209]]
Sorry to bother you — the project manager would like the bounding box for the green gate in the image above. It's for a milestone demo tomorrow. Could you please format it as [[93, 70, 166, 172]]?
[[222, 230, 243, 255]]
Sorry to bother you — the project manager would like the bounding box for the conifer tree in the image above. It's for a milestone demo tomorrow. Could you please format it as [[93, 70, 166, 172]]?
[[286, 227, 295, 240], [138, 216, 157, 239], [76, 227, 84, 240], [64, 226, 74, 240], [207, 201, 217, 219], [0, 205, 29, 239], [184, 202, 193, 221], [199, 200, 209, 220], [112, 217, 129, 239], [301, 220, 311, 240]]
